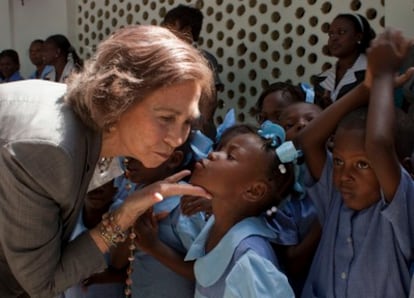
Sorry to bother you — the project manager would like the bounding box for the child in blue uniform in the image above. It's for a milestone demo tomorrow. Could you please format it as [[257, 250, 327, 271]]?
[[298, 29, 414, 297], [135, 122, 297, 297]]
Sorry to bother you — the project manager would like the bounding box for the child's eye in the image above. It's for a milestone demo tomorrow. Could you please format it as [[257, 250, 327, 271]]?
[[160, 116, 175, 123], [356, 161, 370, 169], [284, 123, 294, 129], [333, 157, 344, 166]]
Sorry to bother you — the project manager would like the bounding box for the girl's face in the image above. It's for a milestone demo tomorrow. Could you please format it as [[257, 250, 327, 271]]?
[[0, 56, 19, 79], [110, 80, 200, 168], [257, 91, 293, 125], [332, 127, 381, 210], [125, 150, 182, 185], [327, 17, 362, 58], [29, 42, 44, 67], [279, 102, 321, 141], [42, 41, 59, 65], [190, 133, 269, 201]]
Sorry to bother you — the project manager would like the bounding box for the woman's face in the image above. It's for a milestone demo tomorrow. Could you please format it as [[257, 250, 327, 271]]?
[[327, 17, 362, 58], [112, 80, 201, 168]]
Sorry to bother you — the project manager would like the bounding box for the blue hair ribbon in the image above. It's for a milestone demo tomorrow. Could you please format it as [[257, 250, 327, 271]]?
[[300, 82, 315, 104], [258, 121, 303, 193]]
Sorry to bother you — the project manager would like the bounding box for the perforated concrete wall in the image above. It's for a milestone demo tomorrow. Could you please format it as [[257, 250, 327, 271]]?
[[74, 0, 384, 124]]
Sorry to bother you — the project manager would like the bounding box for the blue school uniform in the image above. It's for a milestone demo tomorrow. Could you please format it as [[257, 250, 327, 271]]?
[[185, 216, 295, 298], [131, 195, 207, 298], [29, 65, 53, 79], [302, 154, 414, 298]]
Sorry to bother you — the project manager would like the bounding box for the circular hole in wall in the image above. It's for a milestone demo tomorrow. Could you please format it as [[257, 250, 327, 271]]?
[[321, 2, 332, 13], [261, 24, 269, 34], [296, 65, 305, 76], [350, 0, 362, 11], [295, 7, 305, 19], [237, 4, 246, 16], [296, 25, 305, 35], [259, 3, 267, 13], [226, 3, 234, 13], [296, 46, 305, 57], [238, 96, 247, 109], [284, 23, 292, 34]]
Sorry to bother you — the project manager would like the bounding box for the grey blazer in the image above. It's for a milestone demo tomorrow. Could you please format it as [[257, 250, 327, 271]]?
[[0, 80, 107, 297]]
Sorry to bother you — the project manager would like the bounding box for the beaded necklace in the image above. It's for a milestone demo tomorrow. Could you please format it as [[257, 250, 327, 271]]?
[[122, 157, 136, 297]]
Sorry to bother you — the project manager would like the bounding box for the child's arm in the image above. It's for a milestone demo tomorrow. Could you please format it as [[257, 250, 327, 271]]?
[[365, 29, 412, 201], [277, 220, 321, 278], [296, 84, 369, 180], [134, 210, 196, 281]]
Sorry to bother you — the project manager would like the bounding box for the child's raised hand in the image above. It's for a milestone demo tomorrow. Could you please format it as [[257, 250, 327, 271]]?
[[365, 28, 412, 86]]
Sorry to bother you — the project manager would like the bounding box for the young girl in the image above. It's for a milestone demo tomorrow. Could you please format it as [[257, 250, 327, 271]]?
[[274, 101, 323, 296], [255, 82, 305, 124], [298, 29, 414, 297], [135, 122, 298, 297]]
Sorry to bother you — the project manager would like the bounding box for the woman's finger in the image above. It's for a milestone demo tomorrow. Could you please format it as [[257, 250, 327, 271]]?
[[163, 169, 192, 183]]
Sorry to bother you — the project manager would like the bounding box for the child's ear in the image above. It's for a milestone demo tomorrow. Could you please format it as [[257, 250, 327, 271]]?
[[167, 151, 184, 170], [243, 181, 268, 202]]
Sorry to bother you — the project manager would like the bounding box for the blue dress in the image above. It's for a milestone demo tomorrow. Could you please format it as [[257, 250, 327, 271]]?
[[302, 154, 414, 298], [185, 216, 295, 298], [131, 195, 207, 298]]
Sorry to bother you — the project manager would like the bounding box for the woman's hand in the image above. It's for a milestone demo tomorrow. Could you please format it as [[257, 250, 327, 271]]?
[[119, 170, 211, 229]]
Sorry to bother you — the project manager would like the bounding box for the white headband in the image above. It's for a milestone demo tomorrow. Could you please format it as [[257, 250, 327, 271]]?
[[353, 14, 365, 33]]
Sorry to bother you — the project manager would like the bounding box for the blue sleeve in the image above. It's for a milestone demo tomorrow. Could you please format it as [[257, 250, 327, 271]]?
[[381, 169, 414, 258], [223, 251, 295, 298], [303, 153, 335, 223]]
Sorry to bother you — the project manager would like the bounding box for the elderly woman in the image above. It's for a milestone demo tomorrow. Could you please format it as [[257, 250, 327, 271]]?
[[0, 25, 213, 298]]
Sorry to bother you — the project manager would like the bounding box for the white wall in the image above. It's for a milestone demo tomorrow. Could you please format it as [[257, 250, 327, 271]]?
[[385, 0, 414, 37], [1, 0, 414, 82], [0, 0, 69, 78]]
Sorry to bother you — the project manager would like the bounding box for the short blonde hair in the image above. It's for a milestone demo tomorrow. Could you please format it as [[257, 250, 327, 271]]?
[[65, 25, 214, 131]]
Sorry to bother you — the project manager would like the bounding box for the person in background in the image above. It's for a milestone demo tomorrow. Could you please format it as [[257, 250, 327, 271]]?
[[0, 24, 213, 298], [313, 13, 375, 108], [43, 34, 83, 82], [162, 4, 224, 141], [0, 49, 24, 83], [28, 39, 53, 79], [255, 82, 307, 125]]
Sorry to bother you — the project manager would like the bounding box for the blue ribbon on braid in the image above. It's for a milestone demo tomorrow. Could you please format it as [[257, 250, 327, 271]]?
[[188, 108, 237, 161], [258, 120, 303, 193]]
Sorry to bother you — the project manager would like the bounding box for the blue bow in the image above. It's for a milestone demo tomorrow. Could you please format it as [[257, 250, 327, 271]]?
[[257, 120, 285, 147], [258, 121, 303, 193], [300, 82, 315, 104], [216, 108, 236, 143]]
